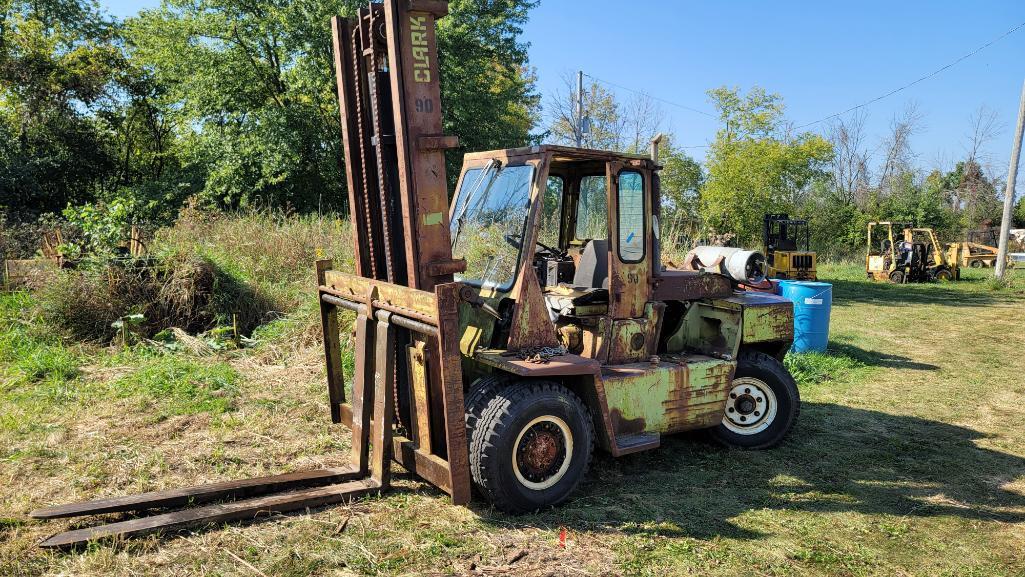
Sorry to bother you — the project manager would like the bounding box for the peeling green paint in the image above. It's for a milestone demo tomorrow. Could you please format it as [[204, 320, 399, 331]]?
[[602, 356, 736, 434]]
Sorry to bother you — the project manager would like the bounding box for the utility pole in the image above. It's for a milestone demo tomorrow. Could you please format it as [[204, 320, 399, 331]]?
[[576, 70, 584, 148], [996, 78, 1025, 280]]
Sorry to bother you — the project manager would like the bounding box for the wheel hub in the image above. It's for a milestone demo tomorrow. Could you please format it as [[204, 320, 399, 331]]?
[[512, 415, 574, 491], [516, 422, 566, 483], [723, 377, 777, 435]]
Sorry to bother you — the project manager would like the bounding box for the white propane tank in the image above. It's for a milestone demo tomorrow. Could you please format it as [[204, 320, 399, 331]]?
[[690, 246, 767, 285]]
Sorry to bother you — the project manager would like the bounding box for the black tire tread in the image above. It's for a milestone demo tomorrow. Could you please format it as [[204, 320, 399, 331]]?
[[464, 375, 509, 434]]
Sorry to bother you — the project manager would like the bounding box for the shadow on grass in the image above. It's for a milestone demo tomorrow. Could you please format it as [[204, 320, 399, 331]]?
[[479, 402, 1025, 540], [826, 342, 939, 371], [825, 276, 1015, 309], [36, 403, 1025, 550]]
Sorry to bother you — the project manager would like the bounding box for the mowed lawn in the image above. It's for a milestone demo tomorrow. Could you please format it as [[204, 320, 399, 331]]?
[[2, 264, 1025, 576]]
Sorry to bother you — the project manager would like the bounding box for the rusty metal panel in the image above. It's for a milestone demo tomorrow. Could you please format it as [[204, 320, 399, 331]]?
[[719, 292, 795, 343], [370, 316, 397, 487], [664, 301, 742, 358], [474, 350, 601, 378], [323, 270, 438, 320], [407, 339, 432, 452], [317, 260, 346, 424], [580, 316, 611, 362], [434, 282, 471, 505], [653, 270, 733, 301], [350, 312, 376, 475], [607, 161, 652, 319], [608, 318, 650, 364], [384, 0, 460, 291], [506, 265, 560, 351], [601, 356, 735, 436]]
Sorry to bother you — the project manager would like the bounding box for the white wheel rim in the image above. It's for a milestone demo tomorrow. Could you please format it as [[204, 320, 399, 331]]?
[[722, 377, 777, 435], [512, 415, 573, 491]]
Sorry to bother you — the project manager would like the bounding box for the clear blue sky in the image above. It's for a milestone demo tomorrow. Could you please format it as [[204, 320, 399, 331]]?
[[102, 0, 1025, 184]]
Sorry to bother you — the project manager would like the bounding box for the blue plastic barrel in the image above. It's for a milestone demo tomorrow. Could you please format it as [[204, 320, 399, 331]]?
[[777, 281, 832, 353]]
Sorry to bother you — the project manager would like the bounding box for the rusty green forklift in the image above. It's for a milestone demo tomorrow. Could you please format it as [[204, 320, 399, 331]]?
[[29, 0, 799, 547]]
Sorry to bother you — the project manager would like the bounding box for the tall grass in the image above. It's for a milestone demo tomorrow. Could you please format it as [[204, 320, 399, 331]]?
[[32, 209, 356, 344]]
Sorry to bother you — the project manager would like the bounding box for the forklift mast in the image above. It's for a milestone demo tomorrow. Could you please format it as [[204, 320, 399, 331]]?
[[332, 1, 463, 289]]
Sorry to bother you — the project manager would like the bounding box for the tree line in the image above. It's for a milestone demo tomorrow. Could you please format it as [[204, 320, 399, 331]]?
[[0, 0, 539, 223]]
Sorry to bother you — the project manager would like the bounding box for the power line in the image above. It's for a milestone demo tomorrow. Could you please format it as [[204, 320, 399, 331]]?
[[795, 19, 1025, 129], [583, 73, 717, 119], [582, 18, 1020, 137]]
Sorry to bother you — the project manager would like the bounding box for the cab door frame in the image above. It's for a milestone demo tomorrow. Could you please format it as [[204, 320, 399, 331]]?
[[607, 162, 659, 364]]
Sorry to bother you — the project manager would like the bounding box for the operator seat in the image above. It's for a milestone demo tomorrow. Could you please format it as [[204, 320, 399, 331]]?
[[572, 239, 609, 289]]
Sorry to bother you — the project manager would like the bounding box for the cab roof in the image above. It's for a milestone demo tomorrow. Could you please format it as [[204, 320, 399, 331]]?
[[462, 144, 660, 169]]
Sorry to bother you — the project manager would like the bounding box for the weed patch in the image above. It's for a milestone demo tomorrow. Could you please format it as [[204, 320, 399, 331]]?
[[111, 356, 240, 417]]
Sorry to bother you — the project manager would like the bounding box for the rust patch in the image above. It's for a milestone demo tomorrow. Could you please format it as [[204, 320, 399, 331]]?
[[610, 408, 646, 436]]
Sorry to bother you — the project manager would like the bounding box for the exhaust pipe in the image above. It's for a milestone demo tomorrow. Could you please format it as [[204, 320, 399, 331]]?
[[650, 133, 665, 163], [688, 246, 766, 285]]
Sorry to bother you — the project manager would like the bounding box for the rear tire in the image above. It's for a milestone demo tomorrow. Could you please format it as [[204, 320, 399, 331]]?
[[934, 268, 953, 282], [888, 270, 904, 284], [467, 380, 594, 513], [710, 351, 800, 450], [970, 259, 984, 269]]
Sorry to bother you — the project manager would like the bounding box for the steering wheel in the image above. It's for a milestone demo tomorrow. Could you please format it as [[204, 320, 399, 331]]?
[[504, 234, 563, 257]]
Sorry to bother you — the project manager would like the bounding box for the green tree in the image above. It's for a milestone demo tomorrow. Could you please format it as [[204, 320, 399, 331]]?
[[122, 0, 539, 213], [0, 0, 122, 215], [656, 136, 704, 245], [439, 0, 539, 185], [881, 171, 957, 238], [700, 86, 833, 245]]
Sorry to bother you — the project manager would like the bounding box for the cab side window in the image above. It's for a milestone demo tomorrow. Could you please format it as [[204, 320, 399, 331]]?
[[539, 176, 564, 248], [617, 171, 645, 263], [575, 175, 607, 240]]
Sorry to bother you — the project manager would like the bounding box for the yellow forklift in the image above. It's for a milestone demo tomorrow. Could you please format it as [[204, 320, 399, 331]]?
[[866, 222, 960, 283], [763, 214, 817, 280]]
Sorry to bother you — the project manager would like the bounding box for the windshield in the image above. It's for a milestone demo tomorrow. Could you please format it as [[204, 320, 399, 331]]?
[[450, 163, 535, 291]]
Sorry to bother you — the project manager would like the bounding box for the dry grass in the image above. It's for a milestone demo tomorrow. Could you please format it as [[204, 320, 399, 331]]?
[[3, 227, 1025, 575]]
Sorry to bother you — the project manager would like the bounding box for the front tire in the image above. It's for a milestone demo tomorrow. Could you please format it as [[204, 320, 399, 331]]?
[[467, 380, 594, 513], [710, 351, 800, 449]]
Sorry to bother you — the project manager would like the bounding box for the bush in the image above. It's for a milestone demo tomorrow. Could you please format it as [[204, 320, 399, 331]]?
[[31, 208, 354, 344], [37, 252, 275, 343]]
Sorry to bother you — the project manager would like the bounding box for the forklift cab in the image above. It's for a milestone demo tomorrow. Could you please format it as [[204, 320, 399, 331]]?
[[448, 145, 670, 364]]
